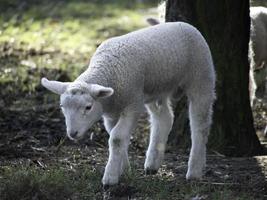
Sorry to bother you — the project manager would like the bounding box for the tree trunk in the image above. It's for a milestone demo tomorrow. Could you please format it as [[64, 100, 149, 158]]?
[[166, 0, 263, 156]]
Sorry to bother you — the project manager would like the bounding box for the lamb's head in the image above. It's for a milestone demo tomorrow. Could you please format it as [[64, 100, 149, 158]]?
[[41, 78, 113, 140]]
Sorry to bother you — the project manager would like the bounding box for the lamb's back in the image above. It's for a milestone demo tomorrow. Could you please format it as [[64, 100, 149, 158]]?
[[93, 23, 211, 94], [80, 22, 214, 112]]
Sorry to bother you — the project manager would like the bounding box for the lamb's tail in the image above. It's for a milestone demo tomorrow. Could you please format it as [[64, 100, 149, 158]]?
[[146, 18, 160, 26]]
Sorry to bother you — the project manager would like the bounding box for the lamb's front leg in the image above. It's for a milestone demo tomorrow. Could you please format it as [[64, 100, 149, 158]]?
[[102, 111, 138, 186]]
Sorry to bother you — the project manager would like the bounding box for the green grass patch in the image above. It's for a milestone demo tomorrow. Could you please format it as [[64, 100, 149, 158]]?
[[0, 164, 257, 200], [251, 0, 267, 7], [0, 165, 103, 200], [0, 0, 158, 98]]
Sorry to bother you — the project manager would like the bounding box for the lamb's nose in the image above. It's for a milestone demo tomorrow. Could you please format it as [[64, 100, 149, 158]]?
[[70, 131, 78, 138]]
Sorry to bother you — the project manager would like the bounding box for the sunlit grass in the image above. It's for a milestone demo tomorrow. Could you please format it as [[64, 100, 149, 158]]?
[[0, 0, 157, 93], [0, 1, 155, 54], [251, 0, 267, 7], [1, 9, 147, 54]]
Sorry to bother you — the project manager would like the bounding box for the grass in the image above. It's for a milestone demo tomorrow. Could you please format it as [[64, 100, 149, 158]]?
[[0, 165, 103, 200], [0, 162, 256, 200], [0, 0, 158, 97], [251, 0, 267, 7]]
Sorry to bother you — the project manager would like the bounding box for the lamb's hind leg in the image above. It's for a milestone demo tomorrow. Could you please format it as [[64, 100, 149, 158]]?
[[186, 93, 214, 180], [144, 98, 174, 174]]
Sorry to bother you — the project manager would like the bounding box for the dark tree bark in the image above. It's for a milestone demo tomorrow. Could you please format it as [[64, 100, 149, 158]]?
[[166, 0, 263, 156]]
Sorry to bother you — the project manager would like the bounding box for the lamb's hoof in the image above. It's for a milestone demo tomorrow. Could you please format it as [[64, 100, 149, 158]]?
[[102, 173, 119, 186], [186, 171, 202, 180], [103, 184, 118, 191], [145, 169, 158, 175], [103, 184, 110, 190]]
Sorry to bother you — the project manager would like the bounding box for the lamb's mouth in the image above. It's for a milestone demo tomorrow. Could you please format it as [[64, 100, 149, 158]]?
[[67, 132, 85, 141]]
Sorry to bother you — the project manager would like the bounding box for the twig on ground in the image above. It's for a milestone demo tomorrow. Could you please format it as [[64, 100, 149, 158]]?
[[56, 136, 67, 152], [211, 150, 226, 157], [199, 181, 240, 186]]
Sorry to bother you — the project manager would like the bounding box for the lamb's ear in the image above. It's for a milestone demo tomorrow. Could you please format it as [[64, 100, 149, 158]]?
[[146, 18, 160, 26], [41, 77, 70, 95], [89, 84, 114, 99]]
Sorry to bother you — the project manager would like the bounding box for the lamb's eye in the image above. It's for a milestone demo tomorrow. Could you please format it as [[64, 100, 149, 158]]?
[[85, 105, 92, 110]]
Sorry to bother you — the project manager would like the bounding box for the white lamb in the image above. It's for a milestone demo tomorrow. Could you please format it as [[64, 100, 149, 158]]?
[[41, 22, 216, 186], [249, 6, 267, 105]]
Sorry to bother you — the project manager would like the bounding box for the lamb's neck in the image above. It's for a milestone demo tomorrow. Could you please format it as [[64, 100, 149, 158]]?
[[75, 65, 110, 87]]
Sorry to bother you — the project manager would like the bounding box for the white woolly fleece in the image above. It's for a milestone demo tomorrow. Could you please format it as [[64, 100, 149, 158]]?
[[77, 22, 216, 114]]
